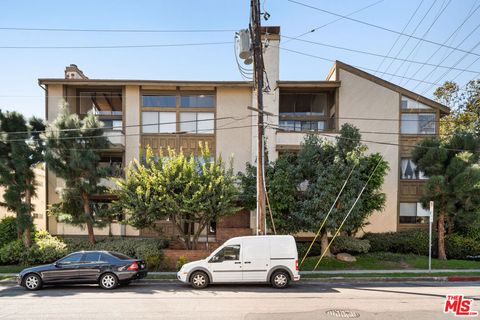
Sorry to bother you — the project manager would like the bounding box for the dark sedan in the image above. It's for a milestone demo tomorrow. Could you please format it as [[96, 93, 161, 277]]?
[[17, 251, 147, 290]]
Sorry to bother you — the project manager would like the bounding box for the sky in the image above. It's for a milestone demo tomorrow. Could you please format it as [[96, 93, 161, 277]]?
[[0, 0, 478, 119]]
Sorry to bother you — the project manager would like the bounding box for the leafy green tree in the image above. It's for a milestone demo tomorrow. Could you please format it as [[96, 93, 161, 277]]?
[[412, 132, 480, 260], [240, 124, 389, 257], [0, 111, 45, 247], [434, 80, 480, 137], [44, 104, 112, 244], [113, 145, 239, 249]]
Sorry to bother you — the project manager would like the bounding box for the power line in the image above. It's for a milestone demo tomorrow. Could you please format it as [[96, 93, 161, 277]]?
[[380, 0, 438, 78], [0, 27, 236, 33], [287, 0, 480, 59], [0, 41, 231, 50], [283, 0, 385, 44], [280, 36, 480, 74], [374, 0, 425, 74], [402, 1, 480, 87], [266, 123, 480, 154], [392, 0, 452, 84], [278, 46, 468, 89]]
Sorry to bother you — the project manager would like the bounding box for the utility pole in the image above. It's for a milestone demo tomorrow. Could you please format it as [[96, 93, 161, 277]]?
[[250, 0, 266, 235]]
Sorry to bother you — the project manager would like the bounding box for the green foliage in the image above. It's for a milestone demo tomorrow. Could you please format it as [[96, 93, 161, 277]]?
[[445, 234, 480, 260], [0, 240, 24, 264], [330, 236, 371, 254], [240, 124, 389, 241], [412, 132, 480, 259], [0, 111, 45, 247], [113, 144, 239, 249], [434, 80, 480, 136], [0, 217, 17, 247], [0, 231, 67, 265], [44, 104, 113, 244], [176, 256, 187, 271], [363, 230, 432, 256]]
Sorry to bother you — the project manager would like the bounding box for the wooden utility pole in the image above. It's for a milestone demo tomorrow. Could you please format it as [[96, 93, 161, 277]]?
[[250, 0, 266, 235]]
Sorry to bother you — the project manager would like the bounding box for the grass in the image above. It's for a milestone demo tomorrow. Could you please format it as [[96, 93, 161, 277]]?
[[300, 252, 480, 271], [301, 272, 480, 279], [0, 265, 24, 273]]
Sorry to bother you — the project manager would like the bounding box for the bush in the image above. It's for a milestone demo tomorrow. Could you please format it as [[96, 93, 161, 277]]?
[[0, 217, 17, 248], [176, 256, 187, 271], [0, 240, 24, 265], [445, 234, 480, 260], [362, 230, 432, 255], [0, 231, 67, 265], [297, 241, 322, 259], [331, 236, 370, 254]]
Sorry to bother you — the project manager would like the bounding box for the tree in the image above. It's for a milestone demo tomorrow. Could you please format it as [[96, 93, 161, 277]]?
[[0, 111, 45, 247], [240, 124, 389, 257], [44, 104, 112, 244], [113, 145, 239, 249], [412, 132, 480, 260], [434, 80, 480, 137]]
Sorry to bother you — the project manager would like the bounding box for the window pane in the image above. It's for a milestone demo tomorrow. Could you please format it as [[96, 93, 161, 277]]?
[[418, 114, 436, 134], [223, 245, 240, 261], [180, 95, 214, 108], [59, 253, 83, 263], [142, 112, 159, 133], [401, 158, 427, 180], [401, 96, 432, 110], [310, 94, 326, 115], [400, 203, 416, 216], [295, 94, 311, 115], [84, 252, 100, 262], [279, 120, 295, 131], [401, 114, 418, 134], [279, 94, 296, 115], [142, 95, 176, 107], [197, 113, 214, 134], [109, 252, 133, 260], [159, 112, 176, 133], [416, 203, 431, 217], [180, 112, 197, 133]]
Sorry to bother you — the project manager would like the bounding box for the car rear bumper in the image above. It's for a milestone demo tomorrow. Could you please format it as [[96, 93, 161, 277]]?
[[117, 270, 148, 281]]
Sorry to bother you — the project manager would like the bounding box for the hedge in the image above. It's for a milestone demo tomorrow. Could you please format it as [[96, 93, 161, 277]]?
[[297, 236, 371, 258], [0, 217, 17, 248]]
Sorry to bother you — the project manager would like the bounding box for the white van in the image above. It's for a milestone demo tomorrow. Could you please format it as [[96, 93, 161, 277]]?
[[177, 235, 300, 289]]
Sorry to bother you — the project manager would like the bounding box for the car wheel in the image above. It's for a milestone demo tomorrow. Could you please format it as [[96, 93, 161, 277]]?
[[190, 271, 209, 289], [23, 273, 42, 291], [99, 273, 119, 290], [271, 270, 289, 289]]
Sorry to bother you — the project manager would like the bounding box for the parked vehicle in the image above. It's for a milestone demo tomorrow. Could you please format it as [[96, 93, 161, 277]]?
[[177, 235, 300, 289], [17, 251, 147, 290]]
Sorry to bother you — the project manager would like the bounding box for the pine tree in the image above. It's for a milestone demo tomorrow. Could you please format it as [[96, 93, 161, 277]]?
[[44, 104, 111, 244], [0, 111, 45, 247]]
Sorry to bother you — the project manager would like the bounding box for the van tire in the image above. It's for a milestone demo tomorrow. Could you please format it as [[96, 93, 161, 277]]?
[[271, 270, 290, 289], [190, 271, 209, 289]]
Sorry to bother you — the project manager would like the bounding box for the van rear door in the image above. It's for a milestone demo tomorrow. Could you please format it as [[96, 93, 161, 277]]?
[[242, 238, 270, 282]]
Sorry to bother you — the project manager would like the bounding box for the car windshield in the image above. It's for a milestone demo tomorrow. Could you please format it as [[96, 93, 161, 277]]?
[[109, 252, 133, 260]]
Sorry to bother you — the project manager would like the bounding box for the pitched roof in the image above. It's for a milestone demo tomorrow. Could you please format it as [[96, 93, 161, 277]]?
[[332, 60, 450, 114]]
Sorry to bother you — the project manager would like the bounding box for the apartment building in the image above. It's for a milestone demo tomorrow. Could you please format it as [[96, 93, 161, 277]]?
[[37, 26, 449, 242]]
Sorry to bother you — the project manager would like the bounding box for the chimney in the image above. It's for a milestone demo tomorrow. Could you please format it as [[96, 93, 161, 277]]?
[[64, 64, 88, 79]]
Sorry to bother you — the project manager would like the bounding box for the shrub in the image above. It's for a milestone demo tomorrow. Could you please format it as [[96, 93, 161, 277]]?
[[331, 236, 370, 254], [0, 240, 24, 265], [176, 256, 187, 271], [445, 234, 480, 260], [0, 217, 17, 248], [362, 230, 432, 255], [297, 241, 322, 259]]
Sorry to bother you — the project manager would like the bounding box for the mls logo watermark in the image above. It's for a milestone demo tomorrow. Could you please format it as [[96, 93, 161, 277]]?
[[444, 295, 478, 317]]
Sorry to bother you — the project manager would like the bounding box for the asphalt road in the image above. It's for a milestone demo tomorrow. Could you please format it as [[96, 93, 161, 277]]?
[[0, 280, 478, 319]]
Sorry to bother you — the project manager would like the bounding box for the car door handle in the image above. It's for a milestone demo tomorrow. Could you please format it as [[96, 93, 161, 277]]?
[[234, 262, 241, 264], [244, 261, 251, 264]]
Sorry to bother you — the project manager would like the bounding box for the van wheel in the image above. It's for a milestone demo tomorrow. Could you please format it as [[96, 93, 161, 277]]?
[[190, 271, 209, 289], [271, 270, 289, 289]]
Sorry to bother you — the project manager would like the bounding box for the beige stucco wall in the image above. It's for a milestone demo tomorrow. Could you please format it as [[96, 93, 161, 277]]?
[[338, 68, 400, 233], [216, 87, 253, 173], [124, 85, 140, 165]]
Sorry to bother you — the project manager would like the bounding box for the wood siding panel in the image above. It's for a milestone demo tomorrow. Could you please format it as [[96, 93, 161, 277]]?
[[399, 180, 425, 202]]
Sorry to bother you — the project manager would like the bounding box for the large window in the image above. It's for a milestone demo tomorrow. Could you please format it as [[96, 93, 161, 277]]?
[[400, 202, 431, 224], [279, 92, 335, 132], [401, 96, 433, 110], [180, 112, 214, 134], [141, 91, 215, 135], [210, 245, 241, 262], [400, 158, 427, 180], [142, 95, 176, 108], [401, 113, 436, 134], [141, 112, 176, 133]]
